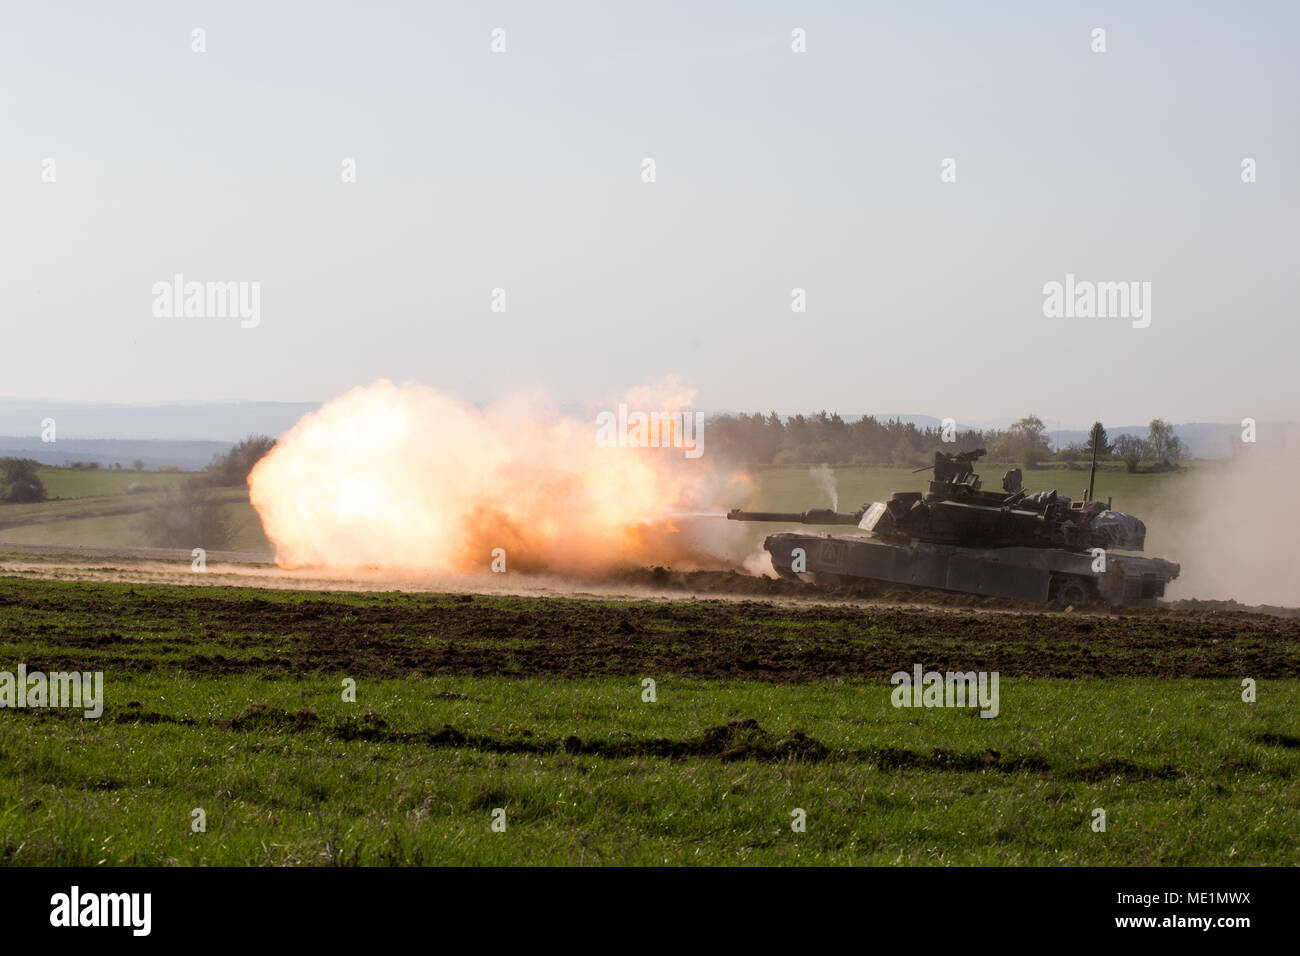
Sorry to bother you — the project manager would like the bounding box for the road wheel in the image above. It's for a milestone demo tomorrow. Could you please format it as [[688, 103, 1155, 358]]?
[[1052, 576, 1092, 606]]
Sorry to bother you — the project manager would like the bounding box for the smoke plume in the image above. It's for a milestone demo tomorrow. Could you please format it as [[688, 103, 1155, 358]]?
[[810, 463, 838, 511]]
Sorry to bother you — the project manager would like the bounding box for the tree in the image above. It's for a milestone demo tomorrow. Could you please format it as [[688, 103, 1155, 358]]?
[[1112, 434, 1146, 473], [0, 458, 46, 503], [1087, 422, 1112, 457], [1000, 414, 1051, 467], [132, 459, 145, 472], [1112, 434, 1144, 457], [209, 434, 277, 486], [1146, 419, 1184, 465]]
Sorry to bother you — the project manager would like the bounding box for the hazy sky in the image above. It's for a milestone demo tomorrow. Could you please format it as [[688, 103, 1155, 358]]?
[[3, 1, 1296, 426]]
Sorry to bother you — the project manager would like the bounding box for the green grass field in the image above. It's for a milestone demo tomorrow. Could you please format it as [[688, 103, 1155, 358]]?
[[35, 468, 189, 500], [2, 671, 1289, 868], [0, 577, 1294, 866], [3, 674, 1295, 866], [0, 469, 269, 552]]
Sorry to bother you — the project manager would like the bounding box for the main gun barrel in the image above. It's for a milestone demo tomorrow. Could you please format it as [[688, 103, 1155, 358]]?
[[726, 508, 863, 525]]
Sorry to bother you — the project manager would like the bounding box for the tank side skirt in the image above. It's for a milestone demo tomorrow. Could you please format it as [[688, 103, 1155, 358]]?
[[763, 533, 1176, 604]]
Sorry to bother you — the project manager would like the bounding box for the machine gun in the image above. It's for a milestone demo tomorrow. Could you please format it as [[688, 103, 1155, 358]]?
[[911, 447, 988, 494]]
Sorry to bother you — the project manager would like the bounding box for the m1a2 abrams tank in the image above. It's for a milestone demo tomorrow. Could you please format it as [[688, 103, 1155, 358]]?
[[728, 448, 1180, 605]]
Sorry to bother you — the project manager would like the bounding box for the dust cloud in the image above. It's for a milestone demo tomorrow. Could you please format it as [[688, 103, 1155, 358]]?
[[1157, 440, 1300, 607]]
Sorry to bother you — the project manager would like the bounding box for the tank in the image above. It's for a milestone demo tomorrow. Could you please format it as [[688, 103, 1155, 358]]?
[[728, 448, 1180, 605]]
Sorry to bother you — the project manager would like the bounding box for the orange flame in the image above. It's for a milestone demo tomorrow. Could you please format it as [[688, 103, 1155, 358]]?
[[248, 379, 745, 574]]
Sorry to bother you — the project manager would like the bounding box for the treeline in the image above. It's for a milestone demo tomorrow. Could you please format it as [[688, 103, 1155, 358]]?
[[707, 413, 1186, 471], [707, 413, 985, 468]]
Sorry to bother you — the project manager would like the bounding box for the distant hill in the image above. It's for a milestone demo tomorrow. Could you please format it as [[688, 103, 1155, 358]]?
[[0, 400, 319, 442], [0, 437, 233, 472], [1, 399, 1293, 464]]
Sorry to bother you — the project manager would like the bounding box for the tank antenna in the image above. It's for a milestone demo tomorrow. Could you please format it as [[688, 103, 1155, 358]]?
[[1086, 425, 1100, 503]]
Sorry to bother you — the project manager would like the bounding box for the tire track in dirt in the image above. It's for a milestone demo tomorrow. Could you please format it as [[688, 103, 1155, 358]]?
[[11, 705, 1197, 778]]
